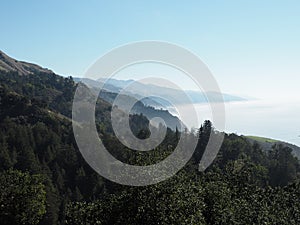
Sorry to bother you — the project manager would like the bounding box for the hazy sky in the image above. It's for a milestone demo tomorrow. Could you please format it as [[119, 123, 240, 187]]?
[[1, 0, 300, 99]]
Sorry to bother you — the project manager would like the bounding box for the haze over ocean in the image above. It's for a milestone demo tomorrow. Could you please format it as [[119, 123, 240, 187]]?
[[169, 99, 300, 146]]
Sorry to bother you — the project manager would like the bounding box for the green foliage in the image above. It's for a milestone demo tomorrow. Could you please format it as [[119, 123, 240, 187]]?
[[0, 169, 46, 225], [66, 126, 300, 225], [1, 70, 300, 224], [66, 171, 206, 225]]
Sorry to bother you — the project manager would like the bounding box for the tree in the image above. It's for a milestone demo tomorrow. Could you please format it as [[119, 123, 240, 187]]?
[[66, 171, 206, 225], [0, 169, 46, 225], [268, 144, 298, 186]]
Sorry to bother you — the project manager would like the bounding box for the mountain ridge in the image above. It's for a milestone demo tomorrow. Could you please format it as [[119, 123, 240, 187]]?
[[97, 77, 247, 104], [0, 50, 53, 75]]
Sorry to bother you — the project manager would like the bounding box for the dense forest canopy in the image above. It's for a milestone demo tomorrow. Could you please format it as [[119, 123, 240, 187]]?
[[0, 69, 300, 224]]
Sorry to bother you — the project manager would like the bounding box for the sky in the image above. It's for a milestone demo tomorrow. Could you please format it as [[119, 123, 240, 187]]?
[[1, 0, 300, 100]]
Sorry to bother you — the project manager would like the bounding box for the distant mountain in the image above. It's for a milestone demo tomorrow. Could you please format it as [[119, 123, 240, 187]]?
[[95, 78, 247, 105], [74, 77, 169, 108], [0, 50, 53, 75], [73, 77, 122, 93]]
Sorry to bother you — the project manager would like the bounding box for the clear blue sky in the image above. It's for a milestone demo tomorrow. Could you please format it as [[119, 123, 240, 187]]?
[[1, 0, 300, 99]]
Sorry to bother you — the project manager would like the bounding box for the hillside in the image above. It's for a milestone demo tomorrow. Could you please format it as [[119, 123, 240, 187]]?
[[245, 135, 300, 159], [1, 51, 300, 225], [0, 50, 53, 75], [0, 60, 175, 224]]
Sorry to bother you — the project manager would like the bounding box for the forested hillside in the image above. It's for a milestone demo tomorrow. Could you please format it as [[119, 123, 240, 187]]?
[[1, 63, 300, 224]]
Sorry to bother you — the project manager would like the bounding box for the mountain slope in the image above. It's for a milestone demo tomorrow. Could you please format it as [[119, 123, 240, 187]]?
[[1, 50, 300, 225], [0, 50, 52, 75], [245, 135, 300, 159], [0, 57, 175, 224]]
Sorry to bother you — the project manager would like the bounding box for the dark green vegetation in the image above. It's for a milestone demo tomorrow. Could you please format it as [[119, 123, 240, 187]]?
[[246, 135, 300, 160], [0, 170, 46, 225], [1, 54, 300, 224]]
